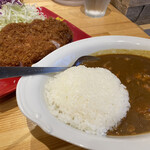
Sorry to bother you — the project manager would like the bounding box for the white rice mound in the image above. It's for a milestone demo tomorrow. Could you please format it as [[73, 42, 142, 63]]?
[[45, 66, 130, 136]]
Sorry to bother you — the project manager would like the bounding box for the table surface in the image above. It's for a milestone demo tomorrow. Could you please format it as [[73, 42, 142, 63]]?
[[0, 0, 149, 150]]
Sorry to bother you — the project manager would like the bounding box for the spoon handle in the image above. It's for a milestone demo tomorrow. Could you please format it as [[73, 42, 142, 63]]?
[[0, 67, 68, 79]]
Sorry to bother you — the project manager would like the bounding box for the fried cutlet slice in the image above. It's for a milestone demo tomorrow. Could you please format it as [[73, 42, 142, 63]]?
[[0, 18, 73, 66]]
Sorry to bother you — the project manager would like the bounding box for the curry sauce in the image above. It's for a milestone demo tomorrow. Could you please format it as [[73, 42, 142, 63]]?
[[81, 51, 150, 136]]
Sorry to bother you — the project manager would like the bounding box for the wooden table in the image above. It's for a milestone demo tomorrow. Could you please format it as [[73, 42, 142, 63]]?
[[0, 1, 149, 150]]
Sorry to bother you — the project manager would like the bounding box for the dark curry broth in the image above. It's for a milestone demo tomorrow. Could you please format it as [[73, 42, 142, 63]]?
[[81, 49, 150, 136]]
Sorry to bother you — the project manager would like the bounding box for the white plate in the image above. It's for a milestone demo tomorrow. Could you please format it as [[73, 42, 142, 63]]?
[[16, 36, 150, 150]]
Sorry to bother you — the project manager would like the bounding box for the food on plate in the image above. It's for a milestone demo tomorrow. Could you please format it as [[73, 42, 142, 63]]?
[[0, 0, 23, 8], [0, 18, 73, 66], [0, 1, 73, 66], [0, 1, 46, 30], [81, 51, 150, 135], [45, 66, 130, 136]]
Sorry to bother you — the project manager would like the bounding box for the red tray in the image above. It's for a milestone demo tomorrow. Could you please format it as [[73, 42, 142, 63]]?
[[0, 7, 90, 98]]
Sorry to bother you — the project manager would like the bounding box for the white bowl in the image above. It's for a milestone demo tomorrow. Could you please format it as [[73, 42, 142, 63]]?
[[16, 36, 150, 150]]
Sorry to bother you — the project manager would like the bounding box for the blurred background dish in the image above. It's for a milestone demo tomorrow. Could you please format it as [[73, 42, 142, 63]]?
[[53, 0, 84, 6]]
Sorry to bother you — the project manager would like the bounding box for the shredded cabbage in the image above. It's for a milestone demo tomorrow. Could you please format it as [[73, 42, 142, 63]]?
[[0, 0, 23, 8], [0, 3, 46, 30]]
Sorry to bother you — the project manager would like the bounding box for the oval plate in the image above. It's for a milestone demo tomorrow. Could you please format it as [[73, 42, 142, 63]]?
[[17, 36, 150, 150]]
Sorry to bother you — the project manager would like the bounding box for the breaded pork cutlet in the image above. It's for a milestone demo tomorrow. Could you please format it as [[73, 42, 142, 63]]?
[[0, 18, 73, 66]]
